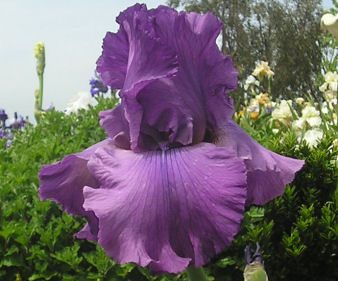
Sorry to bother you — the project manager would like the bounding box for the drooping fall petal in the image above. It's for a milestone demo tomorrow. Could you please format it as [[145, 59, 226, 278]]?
[[217, 121, 304, 205], [83, 141, 247, 273], [39, 140, 110, 240]]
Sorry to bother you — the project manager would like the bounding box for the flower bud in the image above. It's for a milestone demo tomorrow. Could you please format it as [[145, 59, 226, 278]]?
[[34, 41, 45, 75], [244, 243, 269, 281]]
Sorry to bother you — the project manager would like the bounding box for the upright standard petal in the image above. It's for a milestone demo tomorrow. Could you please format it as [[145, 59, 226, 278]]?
[[83, 142, 247, 273], [39, 140, 110, 240], [97, 5, 238, 151], [97, 4, 178, 151], [217, 121, 304, 205]]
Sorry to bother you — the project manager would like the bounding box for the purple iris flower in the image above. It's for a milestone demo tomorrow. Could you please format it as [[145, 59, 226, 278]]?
[[39, 4, 304, 274], [46, 103, 55, 111], [10, 113, 25, 129], [17, 115, 26, 128], [266, 107, 274, 114], [4, 132, 13, 148], [0, 108, 8, 122], [90, 76, 108, 97], [245, 243, 262, 264], [0, 129, 6, 138], [6, 139, 12, 148]]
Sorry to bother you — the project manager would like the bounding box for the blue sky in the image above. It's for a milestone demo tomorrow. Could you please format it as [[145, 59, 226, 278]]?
[[0, 0, 166, 122], [0, 0, 334, 123]]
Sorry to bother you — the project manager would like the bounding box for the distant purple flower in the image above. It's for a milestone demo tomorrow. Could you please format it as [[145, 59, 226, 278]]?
[[10, 113, 25, 130], [245, 243, 262, 264], [39, 4, 304, 274], [5, 139, 12, 148], [244, 243, 268, 280], [46, 103, 55, 111], [266, 107, 274, 114], [17, 115, 26, 128], [0, 109, 8, 122], [89, 76, 108, 97], [4, 132, 13, 148], [0, 129, 6, 138]]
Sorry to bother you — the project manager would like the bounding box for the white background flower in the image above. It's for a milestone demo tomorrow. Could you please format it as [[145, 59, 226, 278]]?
[[301, 106, 322, 128], [319, 72, 338, 102], [303, 129, 324, 148], [244, 75, 260, 90], [271, 100, 294, 125], [65, 92, 96, 115], [321, 13, 338, 38]]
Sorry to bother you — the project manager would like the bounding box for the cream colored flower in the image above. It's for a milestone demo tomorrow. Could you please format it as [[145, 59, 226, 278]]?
[[319, 72, 338, 102], [271, 100, 294, 126], [245, 99, 260, 119], [321, 13, 338, 38], [303, 129, 323, 148], [244, 75, 260, 90], [325, 71, 337, 91], [324, 90, 337, 102], [330, 113, 337, 126], [255, 93, 270, 106], [252, 61, 274, 80], [319, 84, 327, 93], [301, 105, 322, 128], [266, 101, 276, 110], [65, 92, 96, 114], [292, 118, 306, 131], [321, 99, 337, 114], [295, 97, 305, 105], [321, 102, 329, 114], [247, 99, 260, 112]]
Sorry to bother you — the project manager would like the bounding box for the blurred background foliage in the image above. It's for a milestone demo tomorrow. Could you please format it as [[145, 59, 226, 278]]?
[[168, 0, 337, 101]]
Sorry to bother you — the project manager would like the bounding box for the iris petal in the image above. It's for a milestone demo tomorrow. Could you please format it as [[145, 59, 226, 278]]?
[[39, 140, 110, 240], [97, 4, 238, 151], [218, 121, 304, 205], [83, 142, 247, 273], [96, 29, 128, 89], [97, 4, 179, 151], [99, 105, 131, 149], [148, 8, 238, 139]]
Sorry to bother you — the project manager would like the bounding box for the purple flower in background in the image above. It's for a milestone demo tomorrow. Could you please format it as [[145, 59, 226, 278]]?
[[0, 108, 8, 122], [17, 115, 26, 128], [4, 132, 13, 148], [39, 4, 304, 274], [46, 103, 55, 111], [10, 113, 26, 130], [245, 243, 262, 265], [89, 74, 108, 97], [0, 129, 6, 139], [6, 139, 12, 148], [244, 243, 268, 281]]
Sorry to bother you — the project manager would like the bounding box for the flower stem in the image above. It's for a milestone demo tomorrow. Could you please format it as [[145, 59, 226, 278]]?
[[38, 73, 43, 110], [186, 266, 208, 281], [267, 77, 271, 95]]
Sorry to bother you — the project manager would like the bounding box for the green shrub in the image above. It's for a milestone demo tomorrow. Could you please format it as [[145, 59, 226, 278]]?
[[209, 129, 337, 281], [0, 98, 336, 280]]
